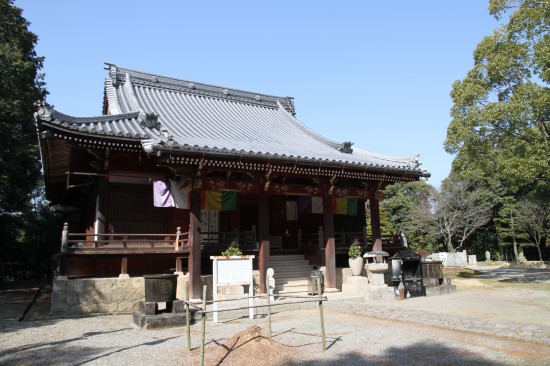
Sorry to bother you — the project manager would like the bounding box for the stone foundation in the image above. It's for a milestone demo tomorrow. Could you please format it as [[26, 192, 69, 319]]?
[[52, 277, 145, 315], [52, 272, 252, 316]]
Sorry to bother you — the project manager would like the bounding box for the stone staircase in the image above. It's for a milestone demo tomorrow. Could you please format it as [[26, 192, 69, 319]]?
[[269, 254, 316, 295]]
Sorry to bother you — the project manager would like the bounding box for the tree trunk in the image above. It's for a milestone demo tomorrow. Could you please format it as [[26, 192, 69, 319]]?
[[446, 238, 454, 253], [511, 213, 519, 263]]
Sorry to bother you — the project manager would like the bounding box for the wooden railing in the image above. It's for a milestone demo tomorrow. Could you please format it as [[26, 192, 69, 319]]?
[[299, 226, 401, 251], [59, 223, 257, 254], [300, 226, 325, 248], [200, 227, 257, 251], [61, 223, 189, 253]]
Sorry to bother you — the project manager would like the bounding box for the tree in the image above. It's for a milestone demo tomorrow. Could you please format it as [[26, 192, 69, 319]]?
[[494, 196, 529, 262], [517, 198, 549, 261], [434, 178, 496, 252], [0, 0, 47, 278], [445, 0, 550, 192], [381, 181, 439, 251]]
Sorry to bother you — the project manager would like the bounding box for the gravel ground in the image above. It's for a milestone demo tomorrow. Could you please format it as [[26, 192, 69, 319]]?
[[2, 303, 549, 365], [1, 265, 549, 365]]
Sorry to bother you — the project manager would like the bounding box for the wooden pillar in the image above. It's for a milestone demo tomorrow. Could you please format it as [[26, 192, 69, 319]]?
[[189, 189, 202, 299], [369, 194, 382, 244], [94, 182, 107, 244], [322, 194, 337, 290], [258, 190, 270, 294], [120, 256, 128, 277], [175, 257, 183, 273]]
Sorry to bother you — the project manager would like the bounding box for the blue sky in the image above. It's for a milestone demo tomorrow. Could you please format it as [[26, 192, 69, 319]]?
[[16, 0, 500, 186]]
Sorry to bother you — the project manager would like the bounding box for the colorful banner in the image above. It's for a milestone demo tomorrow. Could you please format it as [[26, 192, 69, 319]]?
[[202, 191, 237, 211], [333, 197, 358, 216], [297, 196, 323, 214]]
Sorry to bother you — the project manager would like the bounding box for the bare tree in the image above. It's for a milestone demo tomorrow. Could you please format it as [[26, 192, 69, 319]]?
[[518, 199, 549, 262], [434, 179, 495, 252]]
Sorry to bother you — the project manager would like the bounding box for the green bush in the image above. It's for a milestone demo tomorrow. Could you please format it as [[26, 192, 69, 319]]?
[[348, 239, 361, 258], [221, 239, 242, 256]]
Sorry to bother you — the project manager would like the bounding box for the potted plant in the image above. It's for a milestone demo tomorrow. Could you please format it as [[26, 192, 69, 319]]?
[[221, 239, 242, 257], [348, 239, 363, 276]]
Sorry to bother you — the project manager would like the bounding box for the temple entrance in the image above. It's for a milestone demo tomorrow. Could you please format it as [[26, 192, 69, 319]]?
[[240, 203, 258, 234]]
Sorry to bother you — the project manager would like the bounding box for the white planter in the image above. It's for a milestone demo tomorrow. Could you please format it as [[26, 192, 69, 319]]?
[[348, 257, 364, 276]]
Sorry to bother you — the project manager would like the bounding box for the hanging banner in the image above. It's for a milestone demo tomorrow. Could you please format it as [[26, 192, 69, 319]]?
[[297, 196, 323, 214], [152, 179, 189, 209], [202, 191, 237, 211], [333, 197, 358, 216]]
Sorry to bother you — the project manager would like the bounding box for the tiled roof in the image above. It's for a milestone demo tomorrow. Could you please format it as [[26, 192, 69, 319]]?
[[102, 64, 424, 173], [48, 110, 150, 139]]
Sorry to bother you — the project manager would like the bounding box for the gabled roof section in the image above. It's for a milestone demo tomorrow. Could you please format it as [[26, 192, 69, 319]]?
[[35, 104, 151, 139], [97, 63, 425, 174]]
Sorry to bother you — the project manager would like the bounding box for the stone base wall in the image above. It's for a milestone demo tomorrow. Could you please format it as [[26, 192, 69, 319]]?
[[52, 277, 145, 315], [52, 272, 256, 316]]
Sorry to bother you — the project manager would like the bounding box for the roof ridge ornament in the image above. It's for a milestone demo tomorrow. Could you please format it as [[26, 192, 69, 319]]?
[[140, 113, 161, 129], [285, 97, 296, 116], [109, 64, 117, 86], [34, 100, 52, 121], [339, 141, 354, 154]]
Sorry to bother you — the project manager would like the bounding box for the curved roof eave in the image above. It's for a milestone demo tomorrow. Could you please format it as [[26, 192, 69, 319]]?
[[143, 140, 428, 177]]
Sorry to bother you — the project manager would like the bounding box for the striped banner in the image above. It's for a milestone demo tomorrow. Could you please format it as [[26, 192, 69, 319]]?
[[333, 197, 358, 216], [202, 191, 237, 211], [297, 196, 323, 214]]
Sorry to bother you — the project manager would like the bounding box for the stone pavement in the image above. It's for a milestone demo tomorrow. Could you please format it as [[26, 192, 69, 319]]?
[[325, 298, 550, 346]]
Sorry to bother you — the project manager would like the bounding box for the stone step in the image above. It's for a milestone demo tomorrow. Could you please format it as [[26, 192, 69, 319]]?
[[271, 268, 312, 276], [269, 254, 308, 261], [269, 254, 317, 295], [275, 277, 310, 286], [275, 282, 309, 292], [269, 260, 311, 267]]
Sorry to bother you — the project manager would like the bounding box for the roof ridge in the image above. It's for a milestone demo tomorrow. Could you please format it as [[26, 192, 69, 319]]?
[[105, 63, 294, 112], [51, 110, 141, 124], [276, 101, 341, 149], [353, 147, 420, 166]]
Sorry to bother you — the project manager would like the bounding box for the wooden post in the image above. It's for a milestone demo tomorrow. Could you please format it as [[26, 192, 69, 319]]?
[[200, 285, 207, 366], [185, 280, 191, 351], [266, 274, 272, 338], [258, 190, 270, 294], [189, 189, 202, 299], [175, 226, 181, 251], [318, 276, 326, 351], [61, 222, 68, 253], [322, 194, 336, 290], [94, 182, 107, 247], [251, 225, 257, 248], [119, 257, 128, 278], [317, 226, 324, 248], [175, 257, 183, 273]]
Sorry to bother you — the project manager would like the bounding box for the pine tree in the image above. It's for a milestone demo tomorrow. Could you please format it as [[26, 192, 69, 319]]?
[[0, 0, 47, 278]]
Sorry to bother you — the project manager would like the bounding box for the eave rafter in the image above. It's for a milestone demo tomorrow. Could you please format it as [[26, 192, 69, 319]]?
[[164, 154, 419, 184]]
